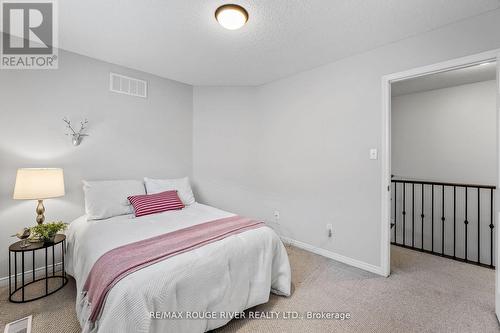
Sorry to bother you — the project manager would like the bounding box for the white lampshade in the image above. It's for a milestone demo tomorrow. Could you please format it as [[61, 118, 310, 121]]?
[[13, 168, 65, 200]]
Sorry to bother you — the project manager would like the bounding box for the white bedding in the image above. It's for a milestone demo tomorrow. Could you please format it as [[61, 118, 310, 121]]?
[[66, 203, 291, 333]]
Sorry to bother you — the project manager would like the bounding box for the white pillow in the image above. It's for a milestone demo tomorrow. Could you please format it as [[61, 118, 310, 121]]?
[[83, 180, 146, 220], [144, 177, 195, 206]]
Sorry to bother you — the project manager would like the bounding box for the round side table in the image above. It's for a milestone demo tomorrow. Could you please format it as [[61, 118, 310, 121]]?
[[8, 234, 68, 303]]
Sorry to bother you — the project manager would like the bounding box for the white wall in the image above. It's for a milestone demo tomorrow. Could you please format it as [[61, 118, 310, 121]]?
[[193, 9, 500, 272], [392, 80, 497, 185], [0, 50, 193, 280]]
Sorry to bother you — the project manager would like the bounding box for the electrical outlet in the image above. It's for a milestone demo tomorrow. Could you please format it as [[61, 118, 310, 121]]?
[[326, 224, 333, 238]]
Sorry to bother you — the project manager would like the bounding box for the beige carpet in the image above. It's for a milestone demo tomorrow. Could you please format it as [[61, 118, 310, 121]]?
[[1, 245, 498, 333]]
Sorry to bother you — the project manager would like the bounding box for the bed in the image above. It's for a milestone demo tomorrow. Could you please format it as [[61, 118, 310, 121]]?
[[66, 202, 291, 333]]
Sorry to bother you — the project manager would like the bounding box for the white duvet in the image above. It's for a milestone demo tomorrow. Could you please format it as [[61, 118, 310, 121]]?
[[66, 203, 291, 333]]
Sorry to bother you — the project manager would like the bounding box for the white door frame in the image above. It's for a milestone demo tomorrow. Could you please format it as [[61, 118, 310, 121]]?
[[380, 49, 500, 281]]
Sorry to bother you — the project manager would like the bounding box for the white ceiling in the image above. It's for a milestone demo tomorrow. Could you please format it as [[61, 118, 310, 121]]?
[[392, 61, 497, 96], [56, 0, 500, 86]]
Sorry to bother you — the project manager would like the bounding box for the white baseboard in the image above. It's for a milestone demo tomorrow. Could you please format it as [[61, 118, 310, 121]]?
[[280, 236, 385, 276], [0, 262, 63, 288]]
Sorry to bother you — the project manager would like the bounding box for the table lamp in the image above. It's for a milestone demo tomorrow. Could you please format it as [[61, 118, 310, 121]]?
[[13, 168, 65, 225]]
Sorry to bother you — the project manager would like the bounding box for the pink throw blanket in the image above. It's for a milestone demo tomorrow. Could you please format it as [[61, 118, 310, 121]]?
[[82, 216, 264, 322]]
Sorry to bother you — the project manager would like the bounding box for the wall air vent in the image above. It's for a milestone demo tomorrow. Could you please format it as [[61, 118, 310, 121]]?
[[109, 73, 147, 98]]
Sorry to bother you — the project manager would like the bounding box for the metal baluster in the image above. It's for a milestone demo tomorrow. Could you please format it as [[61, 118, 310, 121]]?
[[465, 188, 468, 262], [453, 186, 456, 259], [441, 185, 445, 255], [421, 184, 424, 250], [412, 184, 415, 247], [394, 182, 397, 244], [431, 184, 434, 252], [490, 189, 494, 267], [403, 184, 406, 246], [478, 188, 481, 264]]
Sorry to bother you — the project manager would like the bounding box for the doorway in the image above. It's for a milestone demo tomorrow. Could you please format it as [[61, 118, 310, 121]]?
[[380, 49, 500, 318], [391, 61, 497, 267]]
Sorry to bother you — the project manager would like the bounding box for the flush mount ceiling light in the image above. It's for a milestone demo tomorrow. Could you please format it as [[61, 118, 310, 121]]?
[[215, 4, 248, 30]]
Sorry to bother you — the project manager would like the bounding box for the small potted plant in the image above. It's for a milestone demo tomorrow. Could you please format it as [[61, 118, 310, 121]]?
[[30, 221, 67, 244]]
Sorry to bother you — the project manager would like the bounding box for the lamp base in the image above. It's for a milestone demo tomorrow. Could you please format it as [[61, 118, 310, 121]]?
[[36, 199, 45, 225]]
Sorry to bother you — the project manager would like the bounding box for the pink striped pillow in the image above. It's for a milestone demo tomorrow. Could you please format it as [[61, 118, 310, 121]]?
[[128, 190, 184, 217]]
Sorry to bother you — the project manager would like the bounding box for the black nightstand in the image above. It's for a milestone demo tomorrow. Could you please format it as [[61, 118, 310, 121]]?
[[8, 234, 68, 303]]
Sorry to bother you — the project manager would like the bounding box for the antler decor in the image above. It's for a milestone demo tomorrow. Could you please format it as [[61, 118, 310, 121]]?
[[63, 117, 89, 146]]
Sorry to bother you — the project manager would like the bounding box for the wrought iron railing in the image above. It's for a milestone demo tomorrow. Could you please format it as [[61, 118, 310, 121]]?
[[391, 178, 496, 268]]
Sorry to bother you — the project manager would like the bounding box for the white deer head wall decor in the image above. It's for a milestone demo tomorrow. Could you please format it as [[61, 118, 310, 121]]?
[[63, 117, 89, 146]]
